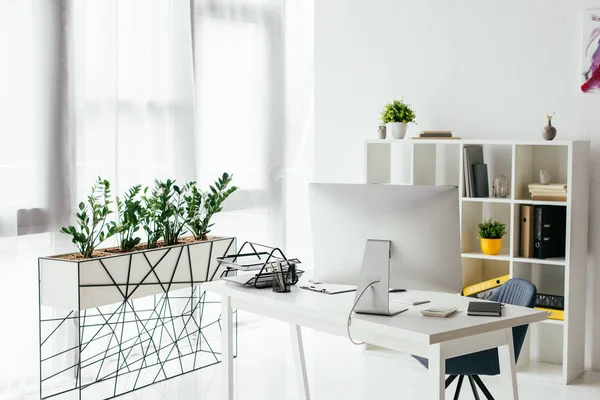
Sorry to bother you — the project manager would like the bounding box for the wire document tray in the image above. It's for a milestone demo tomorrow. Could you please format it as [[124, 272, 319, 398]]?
[[217, 242, 303, 289]]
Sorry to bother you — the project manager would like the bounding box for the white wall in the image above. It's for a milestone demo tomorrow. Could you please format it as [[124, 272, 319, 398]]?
[[315, 0, 600, 371]]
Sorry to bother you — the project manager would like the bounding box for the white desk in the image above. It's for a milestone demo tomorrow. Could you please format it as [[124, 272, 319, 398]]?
[[203, 281, 547, 400]]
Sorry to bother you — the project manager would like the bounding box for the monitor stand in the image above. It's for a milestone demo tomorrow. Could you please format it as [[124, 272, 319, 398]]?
[[354, 239, 408, 316]]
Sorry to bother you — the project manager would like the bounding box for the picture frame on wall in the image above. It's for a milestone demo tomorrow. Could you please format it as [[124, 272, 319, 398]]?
[[581, 9, 600, 93]]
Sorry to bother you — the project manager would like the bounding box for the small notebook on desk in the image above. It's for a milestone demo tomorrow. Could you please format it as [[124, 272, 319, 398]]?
[[467, 301, 502, 317]]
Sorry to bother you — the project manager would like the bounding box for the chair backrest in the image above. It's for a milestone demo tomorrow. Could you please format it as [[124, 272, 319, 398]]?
[[489, 278, 537, 361]]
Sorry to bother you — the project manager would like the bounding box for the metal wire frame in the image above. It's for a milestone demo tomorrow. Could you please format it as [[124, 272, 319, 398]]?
[[38, 239, 237, 400]]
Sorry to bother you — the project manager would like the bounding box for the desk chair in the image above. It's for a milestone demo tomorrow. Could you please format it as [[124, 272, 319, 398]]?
[[413, 278, 537, 399]]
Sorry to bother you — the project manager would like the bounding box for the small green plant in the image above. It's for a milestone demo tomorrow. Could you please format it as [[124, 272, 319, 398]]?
[[477, 218, 506, 239], [185, 173, 238, 241], [143, 179, 190, 247], [60, 177, 123, 258], [116, 184, 143, 252], [380, 99, 416, 124]]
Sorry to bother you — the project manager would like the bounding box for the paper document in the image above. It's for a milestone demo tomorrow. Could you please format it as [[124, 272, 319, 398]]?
[[299, 283, 356, 295]]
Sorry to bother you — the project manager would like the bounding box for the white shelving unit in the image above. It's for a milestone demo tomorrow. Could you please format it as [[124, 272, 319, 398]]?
[[364, 139, 590, 384]]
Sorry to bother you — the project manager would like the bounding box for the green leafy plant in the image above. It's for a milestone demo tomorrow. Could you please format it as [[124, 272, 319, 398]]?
[[477, 218, 506, 239], [116, 184, 143, 252], [60, 177, 123, 258], [143, 179, 191, 247], [186, 173, 238, 241], [380, 99, 416, 124], [140, 190, 162, 249]]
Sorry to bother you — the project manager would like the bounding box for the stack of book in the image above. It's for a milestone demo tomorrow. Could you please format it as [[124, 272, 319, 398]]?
[[534, 293, 565, 321], [528, 183, 567, 201], [463, 145, 489, 197], [414, 130, 460, 140]]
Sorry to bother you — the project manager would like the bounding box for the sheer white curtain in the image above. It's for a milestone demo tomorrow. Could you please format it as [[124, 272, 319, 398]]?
[[0, 0, 313, 398], [194, 0, 286, 246]]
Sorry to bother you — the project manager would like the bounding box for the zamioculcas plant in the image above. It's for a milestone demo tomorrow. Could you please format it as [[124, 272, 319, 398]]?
[[140, 187, 163, 249], [116, 184, 143, 252], [186, 173, 238, 241], [145, 179, 191, 247], [60, 177, 123, 258]]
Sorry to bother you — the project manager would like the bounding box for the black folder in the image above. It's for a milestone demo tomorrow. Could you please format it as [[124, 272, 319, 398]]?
[[534, 205, 566, 259]]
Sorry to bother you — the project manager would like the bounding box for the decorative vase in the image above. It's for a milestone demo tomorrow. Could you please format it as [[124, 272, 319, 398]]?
[[387, 122, 407, 139], [539, 169, 551, 185], [480, 238, 502, 256], [542, 114, 557, 140], [377, 125, 387, 139]]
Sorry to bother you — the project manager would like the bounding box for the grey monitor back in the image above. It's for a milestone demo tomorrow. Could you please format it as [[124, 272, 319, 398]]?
[[309, 183, 463, 293]]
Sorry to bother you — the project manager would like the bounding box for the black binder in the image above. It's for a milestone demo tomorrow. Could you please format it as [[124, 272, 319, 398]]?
[[534, 205, 566, 259], [535, 293, 565, 310]]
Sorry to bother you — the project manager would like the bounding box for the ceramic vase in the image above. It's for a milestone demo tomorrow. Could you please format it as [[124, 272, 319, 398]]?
[[387, 122, 407, 139], [377, 125, 387, 139], [542, 119, 557, 140]]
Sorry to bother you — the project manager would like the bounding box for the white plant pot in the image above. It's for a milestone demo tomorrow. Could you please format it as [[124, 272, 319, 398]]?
[[387, 122, 407, 139], [39, 236, 235, 310]]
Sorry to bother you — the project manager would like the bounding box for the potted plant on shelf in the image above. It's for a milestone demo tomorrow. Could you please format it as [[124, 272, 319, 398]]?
[[41, 173, 238, 310], [380, 98, 416, 139], [478, 218, 506, 256]]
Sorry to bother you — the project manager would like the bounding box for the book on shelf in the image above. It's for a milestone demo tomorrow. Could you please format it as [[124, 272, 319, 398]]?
[[520, 205, 534, 258], [529, 188, 567, 194], [534, 205, 567, 259], [419, 130, 452, 138], [472, 163, 490, 197], [535, 293, 565, 310], [463, 148, 472, 197], [534, 307, 565, 321], [529, 183, 567, 190], [462, 274, 510, 297], [463, 145, 484, 198], [531, 195, 567, 202]]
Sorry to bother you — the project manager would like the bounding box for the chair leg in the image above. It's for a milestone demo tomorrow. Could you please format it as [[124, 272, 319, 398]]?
[[467, 376, 481, 400], [472, 375, 495, 400], [445, 375, 458, 389], [453, 375, 465, 400]]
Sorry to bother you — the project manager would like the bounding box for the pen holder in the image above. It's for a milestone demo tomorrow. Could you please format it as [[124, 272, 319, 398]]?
[[272, 270, 291, 293]]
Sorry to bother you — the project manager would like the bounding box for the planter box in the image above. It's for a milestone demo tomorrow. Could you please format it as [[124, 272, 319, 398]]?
[[39, 236, 236, 310]]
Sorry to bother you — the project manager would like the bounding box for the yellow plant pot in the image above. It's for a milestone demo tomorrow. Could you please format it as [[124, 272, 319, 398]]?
[[480, 238, 502, 256]]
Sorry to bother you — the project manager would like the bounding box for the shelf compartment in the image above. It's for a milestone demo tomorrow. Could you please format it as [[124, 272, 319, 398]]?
[[463, 143, 512, 199], [461, 258, 509, 289], [513, 144, 569, 201], [461, 201, 511, 255]]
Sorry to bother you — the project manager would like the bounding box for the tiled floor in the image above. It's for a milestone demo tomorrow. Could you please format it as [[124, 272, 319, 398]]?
[[26, 311, 600, 400]]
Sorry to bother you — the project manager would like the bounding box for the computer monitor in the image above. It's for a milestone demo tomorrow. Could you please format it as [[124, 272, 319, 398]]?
[[309, 183, 463, 294]]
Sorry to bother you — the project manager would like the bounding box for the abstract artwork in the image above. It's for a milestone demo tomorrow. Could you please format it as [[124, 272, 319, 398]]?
[[582, 10, 600, 93]]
